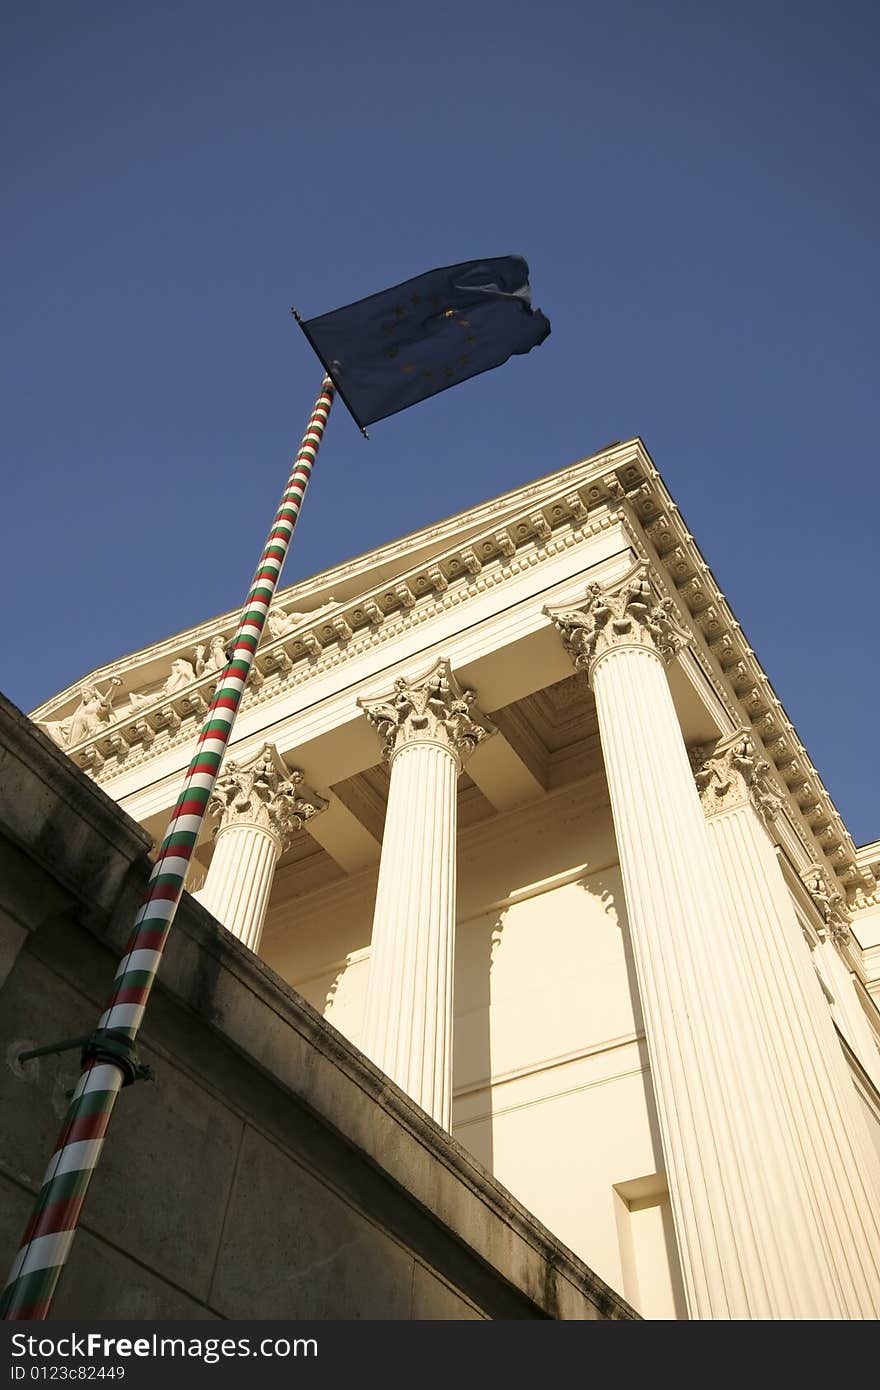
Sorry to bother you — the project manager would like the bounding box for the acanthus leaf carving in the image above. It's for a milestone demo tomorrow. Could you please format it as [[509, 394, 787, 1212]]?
[[358, 657, 492, 767], [394, 582, 417, 610], [132, 719, 156, 748], [459, 548, 482, 576], [801, 864, 851, 945], [179, 690, 208, 719], [529, 511, 551, 541], [153, 705, 182, 734], [544, 564, 691, 682], [600, 471, 625, 501], [564, 491, 587, 522], [493, 529, 516, 559], [362, 598, 385, 626], [208, 742, 327, 852], [689, 730, 783, 823], [427, 566, 448, 594]]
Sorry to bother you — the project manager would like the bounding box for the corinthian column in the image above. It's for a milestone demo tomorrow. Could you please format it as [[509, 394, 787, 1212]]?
[[690, 733, 880, 1317], [358, 658, 490, 1129], [800, 862, 880, 1096], [195, 742, 326, 952], [546, 565, 872, 1319]]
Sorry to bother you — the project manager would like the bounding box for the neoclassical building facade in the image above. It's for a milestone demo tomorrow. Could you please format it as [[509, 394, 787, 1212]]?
[[33, 439, 880, 1319]]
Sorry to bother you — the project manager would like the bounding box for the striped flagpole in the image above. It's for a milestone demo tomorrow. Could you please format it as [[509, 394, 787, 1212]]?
[[1, 375, 336, 1320]]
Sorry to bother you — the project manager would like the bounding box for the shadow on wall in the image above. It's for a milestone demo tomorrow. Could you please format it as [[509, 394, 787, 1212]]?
[[572, 870, 663, 1161], [453, 863, 658, 1177]]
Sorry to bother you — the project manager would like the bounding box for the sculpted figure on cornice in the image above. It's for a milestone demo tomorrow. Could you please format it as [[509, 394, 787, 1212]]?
[[195, 635, 230, 677], [690, 730, 783, 823], [128, 657, 199, 710], [267, 598, 337, 640], [208, 742, 326, 850], [124, 636, 229, 715], [42, 678, 122, 749], [359, 657, 492, 766], [802, 864, 851, 945], [545, 563, 691, 683]]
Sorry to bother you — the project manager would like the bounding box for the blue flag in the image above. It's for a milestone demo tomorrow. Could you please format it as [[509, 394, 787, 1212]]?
[[297, 256, 550, 430]]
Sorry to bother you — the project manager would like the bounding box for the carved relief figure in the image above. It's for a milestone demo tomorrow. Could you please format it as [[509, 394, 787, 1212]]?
[[42, 678, 122, 748], [128, 657, 197, 710], [266, 598, 337, 640], [195, 635, 229, 677], [267, 607, 306, 639]]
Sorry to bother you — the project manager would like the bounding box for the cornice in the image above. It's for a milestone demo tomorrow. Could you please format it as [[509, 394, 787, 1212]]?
[[49, 493, 629, 786], [31, 437, 640, 721], [614, 465, 866, 904], [853, 842, 880, 910]]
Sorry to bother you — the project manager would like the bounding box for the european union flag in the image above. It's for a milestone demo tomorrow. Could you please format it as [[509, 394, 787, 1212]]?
[[297, 256, 550, 431]]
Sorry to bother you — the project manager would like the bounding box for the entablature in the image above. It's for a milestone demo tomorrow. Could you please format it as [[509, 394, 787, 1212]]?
[[617, 463, 867, 905], [31, 436, 869, 908]]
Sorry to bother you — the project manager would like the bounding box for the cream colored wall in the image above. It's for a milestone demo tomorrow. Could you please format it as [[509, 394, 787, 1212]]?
[[260, 773, 686, 1318]]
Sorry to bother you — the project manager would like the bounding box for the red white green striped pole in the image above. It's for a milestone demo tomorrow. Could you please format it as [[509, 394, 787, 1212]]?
[[1, 375, 336, 1321]]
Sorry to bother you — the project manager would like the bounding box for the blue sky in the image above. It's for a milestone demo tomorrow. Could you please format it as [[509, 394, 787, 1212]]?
[[2, 2, 877, 842]]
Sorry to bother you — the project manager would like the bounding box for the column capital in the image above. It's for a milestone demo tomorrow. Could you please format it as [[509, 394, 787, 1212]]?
[[801, 863, 851, 945], [544, 562, 691, 683], [208, 742, 327, 852], [690, 730, 783, 824], [358, 657, 492, 767]]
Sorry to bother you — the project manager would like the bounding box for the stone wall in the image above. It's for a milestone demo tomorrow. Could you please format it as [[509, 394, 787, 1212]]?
[[0, 694, 636, 1320]]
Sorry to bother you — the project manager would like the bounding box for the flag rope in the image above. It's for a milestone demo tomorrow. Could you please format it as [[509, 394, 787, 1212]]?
[[1, 375, 336, 1320]]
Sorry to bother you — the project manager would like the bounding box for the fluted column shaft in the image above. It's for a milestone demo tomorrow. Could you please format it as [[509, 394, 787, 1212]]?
[[198, 820, 281, 952], [701, 787, 880, 1316], [818, 937, 880, 1094], [362, 739, 459, 1128], [359, 658, 490, 1129], [547, 567, 865, 1319]]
